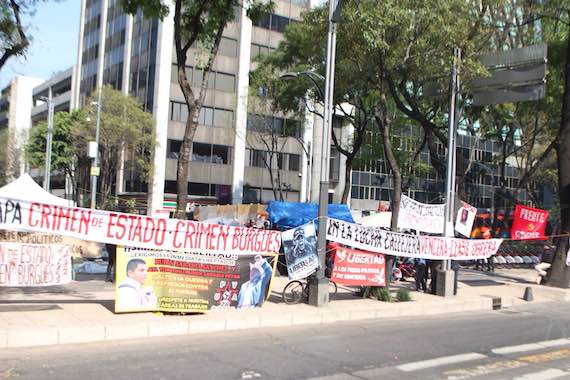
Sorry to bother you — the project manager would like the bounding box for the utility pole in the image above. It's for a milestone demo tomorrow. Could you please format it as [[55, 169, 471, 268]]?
[[438, 47, 461, 297], [90, 89, 102, 209], [308, 0, 343, 307], [43, 88, 54, 191]]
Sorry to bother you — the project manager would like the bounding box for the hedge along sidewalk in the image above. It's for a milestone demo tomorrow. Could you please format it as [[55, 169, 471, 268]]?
[[0, 272, 567, 349]]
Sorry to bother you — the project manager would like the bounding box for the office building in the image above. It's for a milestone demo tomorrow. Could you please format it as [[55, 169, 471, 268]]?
[[74, 0, 320, 214], [0, 75, 45, 182]]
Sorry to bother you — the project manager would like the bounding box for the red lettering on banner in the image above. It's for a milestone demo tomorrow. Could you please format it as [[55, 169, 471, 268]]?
[[41, 204, 51, 228], [184, 222, 197, 249], [29, 203, 40, 226], [173, 221, 184, 248]]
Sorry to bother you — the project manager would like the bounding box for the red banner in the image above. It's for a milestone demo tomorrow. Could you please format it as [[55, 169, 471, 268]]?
[[511, 205, 549, 240], [331, 247, 386, 286]]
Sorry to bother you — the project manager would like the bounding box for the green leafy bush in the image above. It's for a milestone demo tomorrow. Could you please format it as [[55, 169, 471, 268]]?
[[396, 288, 412, 302]]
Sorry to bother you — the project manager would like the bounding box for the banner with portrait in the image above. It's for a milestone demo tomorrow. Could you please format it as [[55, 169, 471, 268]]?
[[511, 205, 549, 240], [281, 222, 318, 280], [115, 246, 278, 313], [397, 195, 445, 234], [331, 247, 386, 286], [326, 218, 503, 260], [0, 242, 72, 286], [454, 201, 477, 237]]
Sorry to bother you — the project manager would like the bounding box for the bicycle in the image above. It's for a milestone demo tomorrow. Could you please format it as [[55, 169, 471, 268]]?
[[282, 276, 338, 305]]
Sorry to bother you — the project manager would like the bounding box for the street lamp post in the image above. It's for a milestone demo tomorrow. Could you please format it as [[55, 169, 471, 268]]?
[[42, 88, 54, 191], [439, 48, 461, 297], [280, 0, 343, 307], [90, 89, 102, 209]]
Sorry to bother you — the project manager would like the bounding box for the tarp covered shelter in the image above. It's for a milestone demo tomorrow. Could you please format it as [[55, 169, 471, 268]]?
[[266, 201, 355, 229]]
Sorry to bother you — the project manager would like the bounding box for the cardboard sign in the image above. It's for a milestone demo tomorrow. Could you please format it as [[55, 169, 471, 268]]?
[[331, 247, 385, 286], [511, 205, 549, 240]]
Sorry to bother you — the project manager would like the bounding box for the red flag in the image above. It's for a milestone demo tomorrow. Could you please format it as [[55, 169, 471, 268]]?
[[511, 205, 549, 240]]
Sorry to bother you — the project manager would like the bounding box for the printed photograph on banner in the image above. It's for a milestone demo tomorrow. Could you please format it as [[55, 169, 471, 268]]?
[[0, 242, 72, 286], [282, 223, 318, 280], [114, 246, 278, 313], [331, 247, 385, 286], [511, 204, 549, 240], [454, 201, 477, 237]]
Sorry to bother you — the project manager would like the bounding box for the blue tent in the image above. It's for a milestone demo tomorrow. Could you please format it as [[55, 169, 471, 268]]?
[[266, 201, 354, 229]]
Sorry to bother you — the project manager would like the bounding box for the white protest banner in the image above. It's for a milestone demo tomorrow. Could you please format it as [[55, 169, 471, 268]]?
[[397, 194, 445, 234], [0, 242, 71, 286], [326, 218, 503, 260], [281, 223, 318, 280], [0, 197, 281, 255], [455, 201, 477, 237]]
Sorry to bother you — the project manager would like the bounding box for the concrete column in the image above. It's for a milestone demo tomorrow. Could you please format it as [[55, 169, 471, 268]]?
[[231, 6, 252, 205], [72, 0, 86, 109], [96, 0, 109, 89], [147, 7, 174, 215]]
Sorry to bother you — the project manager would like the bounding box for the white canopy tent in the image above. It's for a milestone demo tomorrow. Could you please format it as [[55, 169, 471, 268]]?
[[0, 174, 71, 207]]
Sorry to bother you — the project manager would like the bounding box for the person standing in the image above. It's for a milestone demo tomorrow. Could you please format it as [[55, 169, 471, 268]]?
[[105, 243, 116, 282], [451, 260, 461, 295], [415, 258, 427, 292]]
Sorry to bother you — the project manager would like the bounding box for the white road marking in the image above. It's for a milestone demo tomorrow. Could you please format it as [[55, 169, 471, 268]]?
[[492, 338, 570, 355], [513, 368, 569, 380], [240, 371, 262, 379], [396, 353, 487, 372]]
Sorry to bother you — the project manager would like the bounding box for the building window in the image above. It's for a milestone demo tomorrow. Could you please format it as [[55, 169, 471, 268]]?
[[169, 102, 233, 127], [219, 37, 238, 57], [167, 139, 182, 159], [289, 154, 300, 172]]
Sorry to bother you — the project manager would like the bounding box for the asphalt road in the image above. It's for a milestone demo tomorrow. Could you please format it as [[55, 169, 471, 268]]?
[[1, 301, 569, 380]]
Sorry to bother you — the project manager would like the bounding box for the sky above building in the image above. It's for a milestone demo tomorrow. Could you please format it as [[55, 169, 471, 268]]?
[[0, 0, 80, 88]]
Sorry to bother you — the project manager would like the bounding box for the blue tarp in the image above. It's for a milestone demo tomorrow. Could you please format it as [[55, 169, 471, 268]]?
[[266, 201, 355, 229]]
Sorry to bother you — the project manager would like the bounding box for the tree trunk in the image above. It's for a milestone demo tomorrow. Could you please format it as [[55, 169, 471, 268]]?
[[547, 21, 570, 288], [175, 105, 199, 219], [340, 157, 353, 204]]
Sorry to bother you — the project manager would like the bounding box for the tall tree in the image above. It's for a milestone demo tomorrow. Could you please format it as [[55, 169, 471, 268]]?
[[0, 0, 33, 72], [122, 0, 273, 218], [25, 110, 86, 201], [0, 127, 24, 186], [25, 87, 155, 210]]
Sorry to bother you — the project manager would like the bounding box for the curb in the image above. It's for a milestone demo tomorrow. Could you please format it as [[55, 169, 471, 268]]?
[[0, 297, 494, 349]]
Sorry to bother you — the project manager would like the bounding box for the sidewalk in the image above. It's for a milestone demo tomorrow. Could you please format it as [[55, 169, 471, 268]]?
[[1, 270, 569, 349]]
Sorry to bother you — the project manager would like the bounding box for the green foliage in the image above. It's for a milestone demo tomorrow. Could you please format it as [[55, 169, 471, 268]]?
[[396, 288, 412, 302], [0, 1, 47, 71], [81, 86, 155, 183], [24, 86, 155, 210], [25, 110, 86, 175], [376, 287, 392, 302]]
